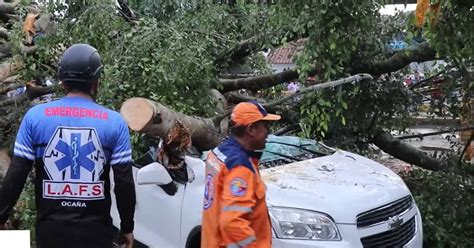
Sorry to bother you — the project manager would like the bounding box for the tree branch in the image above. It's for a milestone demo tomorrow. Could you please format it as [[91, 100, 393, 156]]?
[[216, 34, 269, 65], [218, 68, 317, 93], [217, 42, 437, 93], [395, 126, 474, 140], [0, 83, 55, 107], [0, 82, 21, 94], [372, 129, 442, 171], [274, 124, 301, 136], [356, 42, 438, 75], [0, 27, 9, 40], [0, 0, 21, 14], [267, 74, 373, 108], [225, 92, 268, 105], [1, 75, 19, 84]]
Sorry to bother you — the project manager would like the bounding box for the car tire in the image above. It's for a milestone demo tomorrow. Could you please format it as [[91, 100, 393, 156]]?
[[185, 226, 201, 248]]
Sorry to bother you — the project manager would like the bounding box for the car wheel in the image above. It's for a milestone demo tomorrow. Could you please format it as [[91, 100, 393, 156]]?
[[185, 226, 201, 248]]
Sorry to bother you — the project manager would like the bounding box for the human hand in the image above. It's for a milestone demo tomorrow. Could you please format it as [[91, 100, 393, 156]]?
[[122, 232, 134, 248], [0, 221, 12, 230]]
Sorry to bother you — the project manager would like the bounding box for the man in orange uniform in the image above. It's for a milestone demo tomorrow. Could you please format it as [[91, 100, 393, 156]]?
[[202, 101, 281, 248]]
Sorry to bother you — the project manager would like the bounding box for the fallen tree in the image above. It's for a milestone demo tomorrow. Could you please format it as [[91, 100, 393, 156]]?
[[120, 73, 448, 172], [0, 0, 470, 176]]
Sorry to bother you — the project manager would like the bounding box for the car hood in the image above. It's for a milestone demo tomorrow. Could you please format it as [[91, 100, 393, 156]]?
[[260, 150, 411, 224]]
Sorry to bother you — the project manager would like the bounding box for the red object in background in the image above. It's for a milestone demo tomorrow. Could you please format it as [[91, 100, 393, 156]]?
[[429, 77, 445, 99]]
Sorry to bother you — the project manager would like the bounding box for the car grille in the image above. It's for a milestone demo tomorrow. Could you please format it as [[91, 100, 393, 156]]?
[[357, 195, 413, 228], [361, 216, 416, 248]]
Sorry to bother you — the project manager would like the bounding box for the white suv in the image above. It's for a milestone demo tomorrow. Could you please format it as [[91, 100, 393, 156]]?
[[110, 135, 423, 248]]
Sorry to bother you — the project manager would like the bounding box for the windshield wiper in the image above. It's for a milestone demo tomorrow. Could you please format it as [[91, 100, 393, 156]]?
[[266, 141, 330, 156]]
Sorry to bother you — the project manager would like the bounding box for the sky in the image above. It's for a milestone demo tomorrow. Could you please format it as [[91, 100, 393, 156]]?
[[380, 4, 417, 15]]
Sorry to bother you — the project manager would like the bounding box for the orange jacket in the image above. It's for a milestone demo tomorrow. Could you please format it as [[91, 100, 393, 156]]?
[[202, 137, 272, 248], [23, 13, 39, 35]]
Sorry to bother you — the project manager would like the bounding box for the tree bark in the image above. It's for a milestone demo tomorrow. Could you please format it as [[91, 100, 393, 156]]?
[[0, 41, 11, 58], [267, 74, 373, 107], [372, 129, 442, 171], [1, 74, 19, 84], [0, 149, 11, 179], [395, 126, 474, 140], [358, 42, 438, 75], [218, 68, 318, 93], [0, 83, 54, 107], [0, 0, 21, 15], [216, 34, 266, 65], [0, 82, 20, 94], [0, 27, 9, 39], [120, 97, 222, 151], [0, 57, 23, 83], [218, 42, 437, 92]]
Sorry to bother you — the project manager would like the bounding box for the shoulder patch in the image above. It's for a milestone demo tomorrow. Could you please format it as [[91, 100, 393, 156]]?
[[230, 177, 247, 197]]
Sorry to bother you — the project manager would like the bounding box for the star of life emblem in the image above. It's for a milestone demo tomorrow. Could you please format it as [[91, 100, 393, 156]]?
[[43, 127, 106, 200]]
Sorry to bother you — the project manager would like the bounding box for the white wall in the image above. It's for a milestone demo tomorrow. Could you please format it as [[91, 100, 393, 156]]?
[[271, 63, 296, 73]]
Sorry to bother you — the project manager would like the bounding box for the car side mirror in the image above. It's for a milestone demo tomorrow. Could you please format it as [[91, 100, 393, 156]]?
[[136, 162, 173, 185]]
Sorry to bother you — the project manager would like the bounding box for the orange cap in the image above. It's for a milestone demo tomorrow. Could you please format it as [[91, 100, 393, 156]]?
[[231, 101, 281, 126]]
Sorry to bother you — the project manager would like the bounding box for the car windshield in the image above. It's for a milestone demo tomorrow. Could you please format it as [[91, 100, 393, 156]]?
[[259, 135, 334, 169]]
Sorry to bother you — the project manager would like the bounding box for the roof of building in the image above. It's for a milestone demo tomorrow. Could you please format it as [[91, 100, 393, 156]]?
[[267, 42, 298, 64]]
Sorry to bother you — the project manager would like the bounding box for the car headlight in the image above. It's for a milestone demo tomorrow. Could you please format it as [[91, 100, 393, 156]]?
[[269, 207, 341, 241]]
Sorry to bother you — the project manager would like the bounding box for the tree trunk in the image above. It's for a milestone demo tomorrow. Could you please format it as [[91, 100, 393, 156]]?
[[120, 97, 222, 151]]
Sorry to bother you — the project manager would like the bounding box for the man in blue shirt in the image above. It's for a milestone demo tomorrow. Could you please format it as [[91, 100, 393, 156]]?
[[0, 44, 136, 248]]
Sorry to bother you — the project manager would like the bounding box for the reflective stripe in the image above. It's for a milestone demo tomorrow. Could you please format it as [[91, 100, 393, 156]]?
[[111, 149, 131, 158], [213, 147, 227, 162], [110, 155, 132, 165], [15, 142, 33, 153], [222, 205, 252, 213], [13, 148, 35, 160], [227, 236, 256, 248]]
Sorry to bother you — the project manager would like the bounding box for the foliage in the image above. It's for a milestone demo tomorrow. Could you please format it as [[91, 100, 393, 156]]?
[[402, 158, 474, 247], [12, 177, 36, 247]]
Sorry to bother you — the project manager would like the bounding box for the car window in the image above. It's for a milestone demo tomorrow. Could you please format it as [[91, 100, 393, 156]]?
[[259, 135, 334, 169]]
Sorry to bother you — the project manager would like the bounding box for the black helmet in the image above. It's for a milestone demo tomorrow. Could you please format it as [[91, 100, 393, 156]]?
[[58, 44, 103, 83]]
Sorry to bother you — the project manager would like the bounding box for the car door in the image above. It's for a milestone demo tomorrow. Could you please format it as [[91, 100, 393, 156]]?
[[111, 166, 186, 247], [180, 156, 206, 248]]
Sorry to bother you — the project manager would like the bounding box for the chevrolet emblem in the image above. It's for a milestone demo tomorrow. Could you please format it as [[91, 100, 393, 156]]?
[[388, 215, 403, 229]]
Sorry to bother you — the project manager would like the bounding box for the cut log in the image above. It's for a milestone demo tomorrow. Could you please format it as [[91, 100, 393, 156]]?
[[120, 97, 222, 151]]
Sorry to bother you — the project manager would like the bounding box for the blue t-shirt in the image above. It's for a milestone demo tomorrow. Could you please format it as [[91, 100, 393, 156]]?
[[13, 96, 132, 222]]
